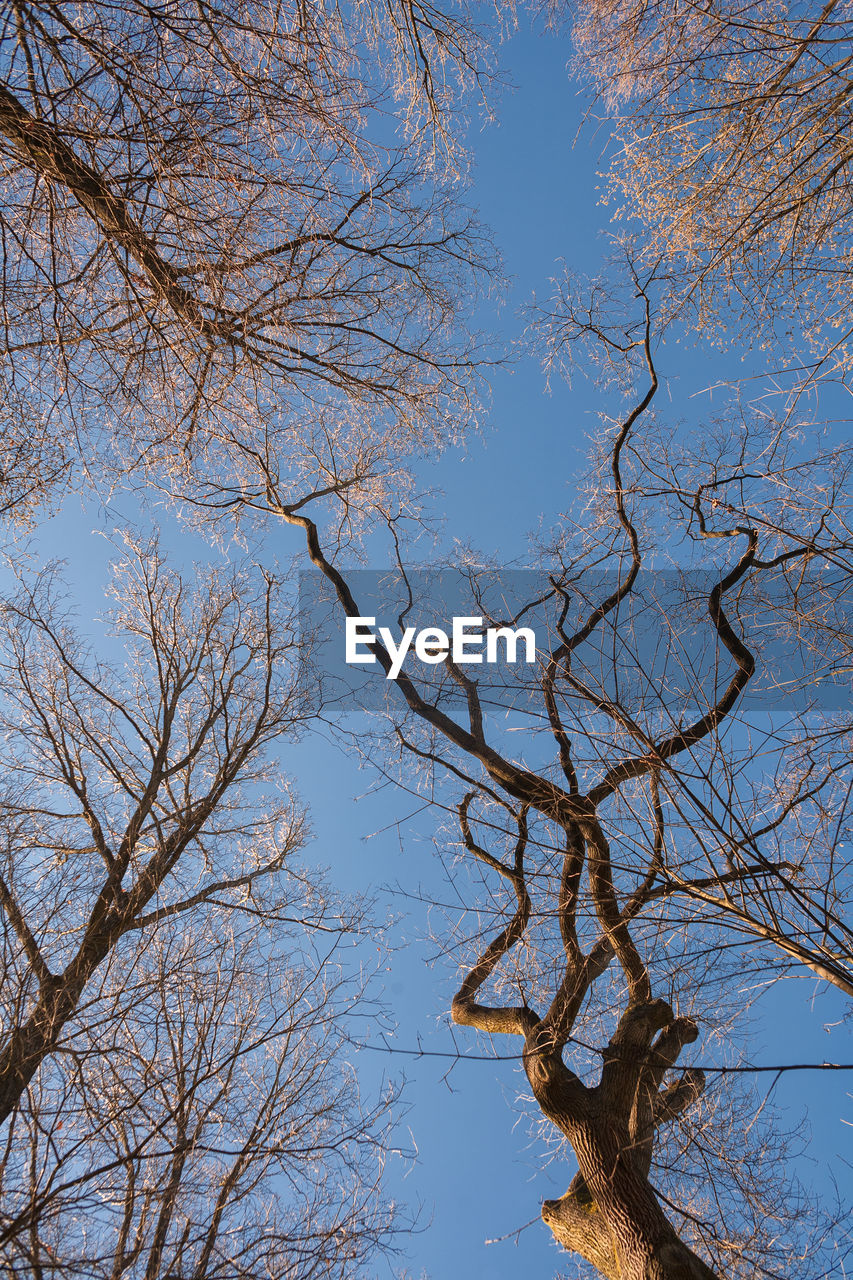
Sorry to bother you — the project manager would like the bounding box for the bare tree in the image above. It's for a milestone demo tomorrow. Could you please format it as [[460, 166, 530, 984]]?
[[0, 903, 400, 1279], [568, 0, 853, 383], [0, 4, 501, 1267], [220, 273, 853, 1279], [0, 537, 308, 1121], [0, 537, 407, 1276], [0, 0, 494, 520], [529, 262, 853, 998]]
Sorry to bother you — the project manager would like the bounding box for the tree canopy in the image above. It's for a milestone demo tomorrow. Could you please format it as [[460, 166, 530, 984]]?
[[0, 4, 851, 1280]]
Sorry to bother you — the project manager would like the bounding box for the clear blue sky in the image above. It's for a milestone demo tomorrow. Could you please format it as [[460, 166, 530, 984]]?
[[10, 16, 852, 1279]]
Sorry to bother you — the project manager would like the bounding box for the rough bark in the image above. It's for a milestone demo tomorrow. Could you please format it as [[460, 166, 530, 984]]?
[[526, 1003, 720, 1280]]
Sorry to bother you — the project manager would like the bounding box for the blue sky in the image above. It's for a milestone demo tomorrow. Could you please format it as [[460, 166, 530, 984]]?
[[8, 15, 852, 1279], [420, 24, 604, 559]]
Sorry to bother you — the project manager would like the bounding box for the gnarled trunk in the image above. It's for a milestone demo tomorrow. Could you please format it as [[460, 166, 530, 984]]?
[[527, 1002, 721, 1280], [541, 1128, 719, 1280]]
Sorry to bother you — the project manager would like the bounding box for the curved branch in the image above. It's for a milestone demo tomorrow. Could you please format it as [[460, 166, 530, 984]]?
[[585, 819, 652, 1004], [450, 796, 538, 1038], [0, 85, 228, 342], [589, 531, 758, 805]]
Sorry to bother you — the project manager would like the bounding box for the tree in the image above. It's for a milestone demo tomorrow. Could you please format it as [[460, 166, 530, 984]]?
[[0, 539, 406, 1277], [0, 1, 495, 1269], [226, 273, 853, 1279], [530, 260, 853, 997], [0, 541, 304, 1121], [569, 0, 853, 385], [0, 0, 492, 520], [0, 897, 400, 1279]]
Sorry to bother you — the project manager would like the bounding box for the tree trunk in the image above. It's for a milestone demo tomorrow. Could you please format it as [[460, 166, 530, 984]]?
[[533, 1074, 721, 1280]]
